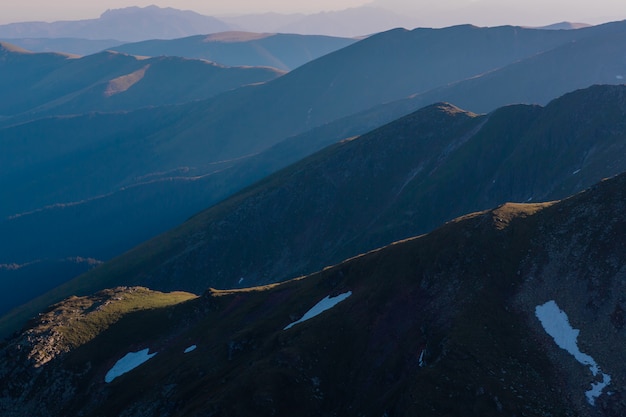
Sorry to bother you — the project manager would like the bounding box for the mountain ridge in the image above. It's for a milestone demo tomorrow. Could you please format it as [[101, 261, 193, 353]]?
[[5, 84, 626, 338], [3, 169, 626, 415], [109, 32, 357, 71], [0, 45, 283, 119], [4, 23, 626, 328]]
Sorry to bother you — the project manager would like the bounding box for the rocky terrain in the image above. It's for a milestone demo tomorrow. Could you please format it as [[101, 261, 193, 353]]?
[[2, 171, 626, 416]]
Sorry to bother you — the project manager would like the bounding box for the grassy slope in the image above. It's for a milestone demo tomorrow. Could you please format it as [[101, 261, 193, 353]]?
[[22, 287, 196, 361]]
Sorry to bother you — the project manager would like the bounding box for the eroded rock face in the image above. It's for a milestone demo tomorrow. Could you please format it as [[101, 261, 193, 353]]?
[[6, 288, 140, 367], [0, 287, 196, 417]]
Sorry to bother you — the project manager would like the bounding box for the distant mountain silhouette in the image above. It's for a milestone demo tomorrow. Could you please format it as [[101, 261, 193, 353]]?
[[0, 6, 234, 41], [531, 21, 591, 30], [221, 6, 418, 37]]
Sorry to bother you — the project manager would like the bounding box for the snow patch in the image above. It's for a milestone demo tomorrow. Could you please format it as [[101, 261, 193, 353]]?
[[572, 169, 581, 175], [587, 373, 611, 406], [535, 300, 611, 406], [105, 348, 157, 383], [184, 345, 197, 354], [535, 301, 598, 373], [284, 291, 352, 330]]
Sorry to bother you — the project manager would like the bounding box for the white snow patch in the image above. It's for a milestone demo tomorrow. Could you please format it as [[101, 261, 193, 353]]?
[[105, 348, 157, 383], [572, 169, 581, 175], [184, 345, 197, 354], [535, 300, 611, 406], [586, 373, 612, 406], [284, 291, 352, 330], [535, 301, 598, 373]]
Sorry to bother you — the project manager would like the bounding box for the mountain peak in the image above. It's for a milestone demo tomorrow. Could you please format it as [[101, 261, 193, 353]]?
[[0, 6, 234, 41], [100, 5, 201, 19], [424, 101, 474, 116], [533, 21, 592, 30]]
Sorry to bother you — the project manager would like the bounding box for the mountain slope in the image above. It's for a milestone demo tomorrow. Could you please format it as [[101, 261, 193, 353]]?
[[4, 23, 626, 323], [0, 37, 123, 56], [0, 6, 233, 41], [110, 32, 357, 71], [402, 28, 626, 113], [4, 171, 626, 415], [0, 45, 283, 118], [0, 41, 74, 112], [5, 84, 626, 338]]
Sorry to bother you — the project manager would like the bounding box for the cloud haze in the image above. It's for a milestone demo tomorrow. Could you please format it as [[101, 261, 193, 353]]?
[[0, 1, 371, 24], [0, 0, 625, 26], [374, 0, 626, 26]]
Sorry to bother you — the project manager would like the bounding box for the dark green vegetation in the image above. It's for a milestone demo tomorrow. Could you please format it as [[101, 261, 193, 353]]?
[[110, 32, 357, 71], [4, 21, 626, 325], [4, 171, 626, 416]]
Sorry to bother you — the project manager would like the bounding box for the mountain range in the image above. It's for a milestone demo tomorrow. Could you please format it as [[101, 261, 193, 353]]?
[[220, 6, 418, 38], [3, 161, 626, 415], [0, 5, 417, 42], [1, 32, 356, 70], [0, 42, 283, 119], [4, 82, 626, 340], [4, 9, 626, 415], [0, 6, 233, 42], [4, 21, 626, 322]]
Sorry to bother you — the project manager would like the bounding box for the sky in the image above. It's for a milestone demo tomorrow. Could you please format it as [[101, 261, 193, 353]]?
[[1, 0, 626, 26]]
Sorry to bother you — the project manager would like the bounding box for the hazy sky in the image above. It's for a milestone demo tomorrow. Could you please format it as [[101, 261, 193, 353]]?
[[1, 0, 625, 26]]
